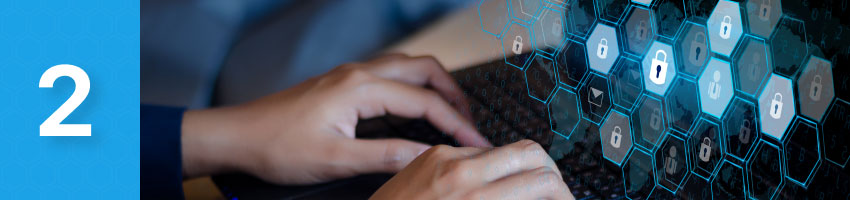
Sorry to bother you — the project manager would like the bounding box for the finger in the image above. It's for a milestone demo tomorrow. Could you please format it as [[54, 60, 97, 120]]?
[[362, 55, 474, 120], [465, 140, 560, 182], [470, 167, 574, 200], [339, 138, 432, 174], [354, 77, 491, 147]]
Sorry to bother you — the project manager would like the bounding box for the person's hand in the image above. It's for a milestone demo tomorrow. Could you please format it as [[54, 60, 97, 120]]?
[[179, 54, 491, 184], [371, 139, 574, 200]]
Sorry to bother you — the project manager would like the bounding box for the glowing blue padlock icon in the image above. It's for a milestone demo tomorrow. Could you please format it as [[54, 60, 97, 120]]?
[[770, 93, 783, 119], [512, 36, 523, 55], [719, 16, 732, 39], [597, 38, 608, 59], [610, 126, 622, 148], [699, 137, 712, 162], [759, 0, 771, 21], [689, 32, 706, 66], [810, 75, 822, 101], [649, 50, 668, 85]]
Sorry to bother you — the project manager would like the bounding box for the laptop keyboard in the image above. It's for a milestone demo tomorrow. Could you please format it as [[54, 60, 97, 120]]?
[[359, 56, 624, 199]]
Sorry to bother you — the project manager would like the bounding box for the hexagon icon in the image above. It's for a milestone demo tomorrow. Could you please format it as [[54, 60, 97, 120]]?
[[734, 36, 771, 97], [758, 73, 795, 141], [586, 24, 619, 74], [745, 0, 782, 39], [707, 0, 744, 57], [567, 0, 597, 38], [690, 118, 724, 180], [533, 4, 567, 55], [600, 110, 633, 166], [623, 148, 656, 199], [770, 17, 809, 77], [655, 132, 689, 193], [746, 140, 785, 200], [710, 160, 747, 199], [501, 21, 534, 70], [676, 22, 711, 77], [622, 6, 656, 55], [548, 87, 581, 138], [666, 78, 700, 133], [643, 41, 676, 96], [478, 0, 510, 37], [698, 57, 734, 118], [783, 118, 821, 188], [723, 98, 760, 161], [651, 0, 687, 39], [634, 95, 666, 149], [797, 56, 834, 122], [524, 53, 558, 103], [821, 99, 850, 168]]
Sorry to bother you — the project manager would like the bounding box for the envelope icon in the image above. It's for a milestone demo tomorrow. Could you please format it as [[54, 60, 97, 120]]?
[[589, 87, 604, 107]]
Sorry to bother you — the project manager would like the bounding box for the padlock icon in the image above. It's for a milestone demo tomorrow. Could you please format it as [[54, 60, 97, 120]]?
[[552, 18, 563, 38], [610, 126, 622, 148], [689, 32, 706, 66], [636, 20, 648, 40], [810, 75, 822, 101], [699, 137, 712, 162], [770, 93, 783, 119], [649, 50, 668, 85], [739, 119, 751, 144], [665, 146, 678, 175], [512, 36, 524, 55], [719, 16, 732, 39], [759, 0, 771, 21], [597, 38, 608, 59], [649, 108, 662, 131]]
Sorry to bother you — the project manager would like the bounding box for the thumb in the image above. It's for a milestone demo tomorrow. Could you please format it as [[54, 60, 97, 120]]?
[[340, 138, 431, 174]]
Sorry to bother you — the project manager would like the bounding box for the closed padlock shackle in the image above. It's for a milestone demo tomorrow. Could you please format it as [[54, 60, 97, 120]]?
[[655, 50, 667, 62], [600, 38, 608, 46], [613, 126, 621, 133], [774, 93, 783, 102], [723, 16, 732, 23], [695, 32, 706, 43], [515, 35, 523, 42], [743, 120, 750, 126], [703, 138, 711, 146], [814, 75, 822, 83]]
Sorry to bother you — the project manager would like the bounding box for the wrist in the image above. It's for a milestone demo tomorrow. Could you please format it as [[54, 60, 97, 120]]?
[[180, 107, 250, 178]]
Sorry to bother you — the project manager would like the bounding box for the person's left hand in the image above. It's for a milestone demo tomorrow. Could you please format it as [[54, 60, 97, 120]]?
[[179, 54, 491, 185]]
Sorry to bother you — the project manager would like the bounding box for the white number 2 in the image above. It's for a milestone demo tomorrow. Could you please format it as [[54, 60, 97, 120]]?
[[38, 64, 91, 136]]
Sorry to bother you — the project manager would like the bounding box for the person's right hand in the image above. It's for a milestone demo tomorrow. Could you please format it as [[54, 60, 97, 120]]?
[[370, 139, 574, 200]]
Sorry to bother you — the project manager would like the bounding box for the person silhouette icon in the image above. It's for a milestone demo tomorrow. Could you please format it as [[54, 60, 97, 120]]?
[[708, 70, 721, 100]]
